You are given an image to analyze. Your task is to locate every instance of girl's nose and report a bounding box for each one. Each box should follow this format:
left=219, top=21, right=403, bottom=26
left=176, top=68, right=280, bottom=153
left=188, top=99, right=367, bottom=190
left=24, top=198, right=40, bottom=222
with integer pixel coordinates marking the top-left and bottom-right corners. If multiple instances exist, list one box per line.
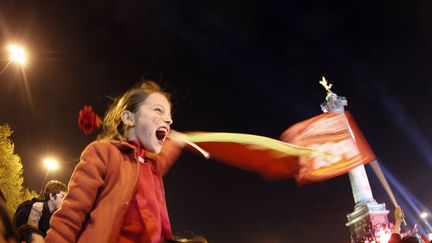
left=165, top=115, right=173, bottom=125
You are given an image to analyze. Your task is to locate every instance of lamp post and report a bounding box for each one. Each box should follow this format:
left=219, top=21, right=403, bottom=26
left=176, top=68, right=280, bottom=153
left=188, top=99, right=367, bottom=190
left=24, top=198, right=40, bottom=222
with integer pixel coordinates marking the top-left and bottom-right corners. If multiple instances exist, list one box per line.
left=40, top=157, right=59, bottom=196
left=1, top=44, right=26, bottom=76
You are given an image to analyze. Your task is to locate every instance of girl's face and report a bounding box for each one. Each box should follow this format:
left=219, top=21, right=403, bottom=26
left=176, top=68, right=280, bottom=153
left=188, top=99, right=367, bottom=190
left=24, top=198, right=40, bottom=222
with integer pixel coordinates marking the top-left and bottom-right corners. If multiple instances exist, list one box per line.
left=125, top=92, right=172, bottom=153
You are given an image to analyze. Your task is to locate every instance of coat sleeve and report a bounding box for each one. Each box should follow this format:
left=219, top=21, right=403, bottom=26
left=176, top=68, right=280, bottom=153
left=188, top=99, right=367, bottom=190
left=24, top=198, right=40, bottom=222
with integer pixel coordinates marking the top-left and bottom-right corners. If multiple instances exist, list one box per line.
left=157, top=138, right=183, bottom=176
left=45, top=142, right=108, bottom=243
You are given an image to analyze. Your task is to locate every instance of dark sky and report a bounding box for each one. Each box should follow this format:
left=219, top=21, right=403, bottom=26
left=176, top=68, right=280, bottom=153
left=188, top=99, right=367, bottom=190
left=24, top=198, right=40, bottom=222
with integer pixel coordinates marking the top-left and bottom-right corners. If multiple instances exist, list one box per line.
left=1, top=1, right=432, bottom=242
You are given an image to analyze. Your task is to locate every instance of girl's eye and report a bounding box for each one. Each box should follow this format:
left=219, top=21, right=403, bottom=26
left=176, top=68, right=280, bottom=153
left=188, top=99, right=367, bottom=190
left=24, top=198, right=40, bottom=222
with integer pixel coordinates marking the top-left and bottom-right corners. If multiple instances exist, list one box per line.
left=155, top=108, right=163, bottom=113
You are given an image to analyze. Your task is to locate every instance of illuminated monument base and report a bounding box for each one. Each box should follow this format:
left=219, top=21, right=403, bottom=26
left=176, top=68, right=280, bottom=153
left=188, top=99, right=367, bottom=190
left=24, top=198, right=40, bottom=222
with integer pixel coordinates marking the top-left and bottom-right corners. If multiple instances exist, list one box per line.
left=346, top=201, right=389, bottom=242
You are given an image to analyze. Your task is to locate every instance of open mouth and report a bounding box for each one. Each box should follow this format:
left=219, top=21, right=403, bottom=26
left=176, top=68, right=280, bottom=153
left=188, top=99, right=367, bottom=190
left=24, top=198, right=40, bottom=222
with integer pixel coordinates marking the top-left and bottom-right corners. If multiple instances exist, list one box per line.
left=155, top=127, right=168, bottom=143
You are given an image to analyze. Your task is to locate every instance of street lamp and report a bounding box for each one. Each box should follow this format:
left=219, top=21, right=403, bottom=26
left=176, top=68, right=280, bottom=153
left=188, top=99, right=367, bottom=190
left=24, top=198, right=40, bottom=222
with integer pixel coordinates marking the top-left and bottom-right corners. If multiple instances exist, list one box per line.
left=44, top=158, right=59, bottom=171
left=8, top=44, right=26, bottom=65
left=421, top=212, right=428, bottom=219
left=40, top=157, right=59, bottom=195
left=1, top=44, right=26, bottom=76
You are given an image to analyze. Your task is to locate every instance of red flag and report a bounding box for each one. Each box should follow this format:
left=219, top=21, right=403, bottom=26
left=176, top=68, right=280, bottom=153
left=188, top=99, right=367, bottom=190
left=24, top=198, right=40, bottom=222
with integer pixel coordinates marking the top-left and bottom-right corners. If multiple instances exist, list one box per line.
left=182, top=132, right=322, bottom=180
left=280, top=111, right=376, bottom=184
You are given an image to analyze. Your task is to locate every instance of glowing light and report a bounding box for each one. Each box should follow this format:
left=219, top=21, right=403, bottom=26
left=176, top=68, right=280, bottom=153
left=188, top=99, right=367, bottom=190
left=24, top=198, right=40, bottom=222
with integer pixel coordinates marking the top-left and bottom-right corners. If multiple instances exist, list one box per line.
left=43, top=158, right=59, bottom=170
left=7, top=44, right=26, bottom=65
left=421, top=212, right=428, bottom=219
left=39, top=157, right=59, bottom=196
left=360, top=223, right=394, bottom=243
left=428, top=233, right=432, bottom=240
left=376, top=229, right=392, bottom=243
left=374, top=224, right=392, bottom=243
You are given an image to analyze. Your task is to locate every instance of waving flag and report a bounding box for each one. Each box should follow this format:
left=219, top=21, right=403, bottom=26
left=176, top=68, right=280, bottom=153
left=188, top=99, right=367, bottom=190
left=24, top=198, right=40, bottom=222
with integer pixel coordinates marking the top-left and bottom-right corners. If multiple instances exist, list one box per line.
left=176, top=111, right=374, bottom=184
left=280, top=111, right=376, bottom=184
left=183, top=132, right=324, bottom=180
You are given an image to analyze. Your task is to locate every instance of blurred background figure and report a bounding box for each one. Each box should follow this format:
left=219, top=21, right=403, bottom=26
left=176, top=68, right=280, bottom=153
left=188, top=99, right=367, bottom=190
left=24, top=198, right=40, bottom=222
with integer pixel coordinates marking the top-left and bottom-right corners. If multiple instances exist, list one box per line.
left=388, top=205, right=429, bottom=243
left=389, top=205, right=405, bottom=243
left=0, top=190, right=18, bottom=243
left=13, top=180, right=66, bottom=236
left=17, top=225, right=44, bottom=243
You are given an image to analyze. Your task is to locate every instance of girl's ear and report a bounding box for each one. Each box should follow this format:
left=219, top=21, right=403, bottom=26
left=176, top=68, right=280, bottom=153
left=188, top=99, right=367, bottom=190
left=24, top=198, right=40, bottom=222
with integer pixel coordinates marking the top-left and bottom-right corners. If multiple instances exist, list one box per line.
left=121, top=110, right=135, bottom=127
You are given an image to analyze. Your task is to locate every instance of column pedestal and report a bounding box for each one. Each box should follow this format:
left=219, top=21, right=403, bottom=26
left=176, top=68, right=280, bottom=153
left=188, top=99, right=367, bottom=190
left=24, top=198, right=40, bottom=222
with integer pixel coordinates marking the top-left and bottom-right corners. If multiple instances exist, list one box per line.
left=346, top=201, right=389, bottom=242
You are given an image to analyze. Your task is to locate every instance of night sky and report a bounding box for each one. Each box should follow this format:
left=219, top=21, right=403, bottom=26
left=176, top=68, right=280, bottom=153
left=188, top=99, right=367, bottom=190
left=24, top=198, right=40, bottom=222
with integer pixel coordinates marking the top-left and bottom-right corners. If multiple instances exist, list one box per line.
left=1, top=1, right=432, bottom=242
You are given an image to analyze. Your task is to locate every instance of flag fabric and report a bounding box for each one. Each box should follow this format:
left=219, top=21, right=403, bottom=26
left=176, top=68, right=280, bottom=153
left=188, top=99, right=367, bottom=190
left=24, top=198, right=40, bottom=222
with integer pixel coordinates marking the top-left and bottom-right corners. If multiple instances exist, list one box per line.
left=280, top=111, right=376, bottom=184
left=180, top=111, right=375, bottom=184
left=184, top=132, right=322, bottom=180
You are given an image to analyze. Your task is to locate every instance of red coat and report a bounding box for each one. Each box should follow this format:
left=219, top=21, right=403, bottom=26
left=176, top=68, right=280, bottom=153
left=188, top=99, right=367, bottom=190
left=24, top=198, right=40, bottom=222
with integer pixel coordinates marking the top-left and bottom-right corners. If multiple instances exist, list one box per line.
left=45, top=139, right=181, bottom=243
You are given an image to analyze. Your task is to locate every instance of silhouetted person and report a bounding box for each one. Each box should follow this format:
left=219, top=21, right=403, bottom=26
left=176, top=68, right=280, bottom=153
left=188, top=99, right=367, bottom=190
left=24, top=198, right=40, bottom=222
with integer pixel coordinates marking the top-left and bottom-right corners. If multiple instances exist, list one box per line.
left=0, top=196, right=18, bottom=243
left=17, top=224, right=44, bottom=243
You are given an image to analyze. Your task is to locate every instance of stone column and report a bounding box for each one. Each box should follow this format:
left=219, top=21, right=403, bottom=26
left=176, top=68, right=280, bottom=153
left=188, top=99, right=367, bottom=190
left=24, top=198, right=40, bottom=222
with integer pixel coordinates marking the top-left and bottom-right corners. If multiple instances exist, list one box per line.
left=319, top=80, right=389, bottom=242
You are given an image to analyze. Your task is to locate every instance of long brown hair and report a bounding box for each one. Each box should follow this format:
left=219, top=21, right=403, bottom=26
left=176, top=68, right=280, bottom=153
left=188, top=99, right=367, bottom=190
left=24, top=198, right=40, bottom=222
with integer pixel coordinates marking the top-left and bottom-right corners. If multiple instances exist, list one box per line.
left=98, top=81, right=171, bottom=141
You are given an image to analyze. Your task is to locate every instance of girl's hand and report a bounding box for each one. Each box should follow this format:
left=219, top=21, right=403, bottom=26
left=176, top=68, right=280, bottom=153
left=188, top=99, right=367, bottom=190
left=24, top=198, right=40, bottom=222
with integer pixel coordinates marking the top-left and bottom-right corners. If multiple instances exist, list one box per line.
left=168, top=130, right=210, bottom=159
left=167, top=130, right=188, bottom=148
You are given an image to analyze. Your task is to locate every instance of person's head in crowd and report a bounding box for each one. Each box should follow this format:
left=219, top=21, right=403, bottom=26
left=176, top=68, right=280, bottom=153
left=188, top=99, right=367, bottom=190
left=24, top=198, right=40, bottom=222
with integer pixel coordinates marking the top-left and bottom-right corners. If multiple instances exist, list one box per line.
left=42, top=180, right=67, bottom=213
left=399, top=235, right=421, bottom=243
left=17, top=225, right=44, bottom=243
left=0, top=200, right=18, bottom=243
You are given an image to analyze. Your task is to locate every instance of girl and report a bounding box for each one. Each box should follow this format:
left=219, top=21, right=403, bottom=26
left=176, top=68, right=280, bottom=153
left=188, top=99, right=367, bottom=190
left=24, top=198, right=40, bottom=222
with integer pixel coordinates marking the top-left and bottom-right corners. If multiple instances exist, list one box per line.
left=45, top=81, right=183, bottom=243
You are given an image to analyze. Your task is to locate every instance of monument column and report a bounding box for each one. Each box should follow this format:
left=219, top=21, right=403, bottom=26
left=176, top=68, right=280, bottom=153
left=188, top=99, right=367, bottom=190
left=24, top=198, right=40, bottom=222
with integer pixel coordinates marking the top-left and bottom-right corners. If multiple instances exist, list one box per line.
left=319, top=77, right=389, bottom=242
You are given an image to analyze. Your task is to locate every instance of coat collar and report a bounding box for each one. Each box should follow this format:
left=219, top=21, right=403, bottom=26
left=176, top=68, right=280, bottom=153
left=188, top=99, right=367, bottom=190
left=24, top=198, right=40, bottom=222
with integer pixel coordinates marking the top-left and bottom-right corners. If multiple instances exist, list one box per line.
left=109, top=139, right=158, bottom=161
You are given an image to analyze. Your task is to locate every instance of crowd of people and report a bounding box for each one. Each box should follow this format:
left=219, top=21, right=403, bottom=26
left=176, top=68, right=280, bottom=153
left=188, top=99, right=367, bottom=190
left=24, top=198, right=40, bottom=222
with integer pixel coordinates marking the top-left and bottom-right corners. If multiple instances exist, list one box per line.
left=0, top=80, right=430, bottom=243
left=387, top=206, right=431, bottom=243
